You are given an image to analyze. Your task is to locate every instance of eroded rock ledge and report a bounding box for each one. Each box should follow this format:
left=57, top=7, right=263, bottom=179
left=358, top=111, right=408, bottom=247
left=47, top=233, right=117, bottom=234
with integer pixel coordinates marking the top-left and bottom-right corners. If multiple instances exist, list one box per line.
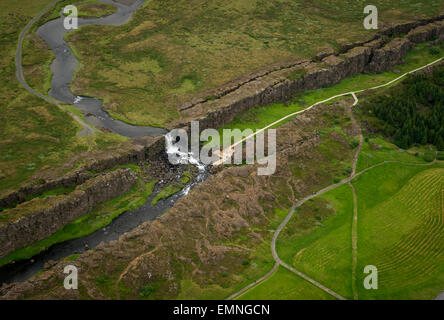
left=0, top=168, right=138, bottom=259
left=172, top=16, right=444, bottom=132
left=0, top=136, right=165, bottom=210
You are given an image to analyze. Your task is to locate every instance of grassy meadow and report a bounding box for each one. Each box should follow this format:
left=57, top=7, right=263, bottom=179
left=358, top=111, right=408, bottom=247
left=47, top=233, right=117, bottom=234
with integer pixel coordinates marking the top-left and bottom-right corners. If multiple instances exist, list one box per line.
left=22, top=0, right=443, bottom=127
left=0, top=0, right=134, bottom=196
left=237, top=266, right=335, bottom=300
left=356, top=135, right=430, bottom=171
left=354, top=164, right=444, bottom=299
left=276, top=183, right=355, bottom=299
left=273, top=159, right=443, bottom=300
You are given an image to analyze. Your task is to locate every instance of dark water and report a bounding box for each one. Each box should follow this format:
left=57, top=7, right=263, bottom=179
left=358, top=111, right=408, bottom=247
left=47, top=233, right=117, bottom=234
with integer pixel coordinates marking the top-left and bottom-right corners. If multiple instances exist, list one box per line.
left=37, top=0, right=167, bottom=137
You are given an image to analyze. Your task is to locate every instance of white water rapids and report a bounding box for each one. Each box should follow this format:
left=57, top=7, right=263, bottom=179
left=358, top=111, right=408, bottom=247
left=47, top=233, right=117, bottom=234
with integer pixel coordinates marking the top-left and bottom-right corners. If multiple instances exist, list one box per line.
left=165, top=133, right=206, bottom=172
left=164, top=133, right=208, bottom=196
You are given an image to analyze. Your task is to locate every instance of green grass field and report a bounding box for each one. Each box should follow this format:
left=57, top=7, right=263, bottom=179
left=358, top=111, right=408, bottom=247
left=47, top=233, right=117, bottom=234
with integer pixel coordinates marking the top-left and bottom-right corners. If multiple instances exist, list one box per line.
left=353, top=164, right=444, bottom=299
left=236, top=266, right=335, bottom=300
left=356, top=136, right=430, bottom=171
left=272, top=160, right=443, bottom=300
left=277, top=183, right=354, bottom=299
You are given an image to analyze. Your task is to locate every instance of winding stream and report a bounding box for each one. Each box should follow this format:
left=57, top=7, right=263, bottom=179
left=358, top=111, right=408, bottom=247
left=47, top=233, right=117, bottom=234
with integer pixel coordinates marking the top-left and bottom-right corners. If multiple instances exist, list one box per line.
left=38, top=0, right=166, bottom=137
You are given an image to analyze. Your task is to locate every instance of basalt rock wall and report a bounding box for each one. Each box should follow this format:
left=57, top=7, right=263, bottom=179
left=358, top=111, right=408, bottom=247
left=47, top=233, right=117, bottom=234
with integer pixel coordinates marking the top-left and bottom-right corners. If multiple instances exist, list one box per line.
left=0, top=136, right=165, bottom=210
left=0, top=168, right=138, bottom=259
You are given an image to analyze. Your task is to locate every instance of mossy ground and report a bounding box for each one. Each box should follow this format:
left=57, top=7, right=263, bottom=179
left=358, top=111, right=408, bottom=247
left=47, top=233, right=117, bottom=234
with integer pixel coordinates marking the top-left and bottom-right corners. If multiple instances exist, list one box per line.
left=0, top=0, right=132, bottom=195
left=23, top=0, right=444, bottom=127
left=151, top=170, right=192, bottom=205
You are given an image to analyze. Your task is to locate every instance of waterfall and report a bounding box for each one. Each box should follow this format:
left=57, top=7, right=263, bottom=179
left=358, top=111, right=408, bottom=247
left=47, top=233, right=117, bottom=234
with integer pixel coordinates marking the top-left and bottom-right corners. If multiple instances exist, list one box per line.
left=165, top=132, right=206, bottom=172
left=73, top=96, right=83, bottom=104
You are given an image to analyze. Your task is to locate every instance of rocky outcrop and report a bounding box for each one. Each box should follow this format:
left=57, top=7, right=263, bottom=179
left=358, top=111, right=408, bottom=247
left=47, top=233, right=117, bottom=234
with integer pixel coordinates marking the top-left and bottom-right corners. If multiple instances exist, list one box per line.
left=174, top=18, right=444, bottom=133
left=365, top=37, right=412, bottom=73
left=0, top=168, right=138, bottom=259
left=0, top=135, right=164, bottom=210
left=0, top=171, right=93, bottom=211
left=406, top=21, right=444, bottom=44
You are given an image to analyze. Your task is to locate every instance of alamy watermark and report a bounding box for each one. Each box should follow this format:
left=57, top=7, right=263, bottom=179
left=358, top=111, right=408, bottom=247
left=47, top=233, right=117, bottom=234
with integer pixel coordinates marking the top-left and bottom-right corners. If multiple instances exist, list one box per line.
left=363, top=265, right=378, bottom=290
left=166, top=121, right=276, bottom=176
left=63, top=5, right=78, bottom=30
left=364, top=5, right=378, bottom=30
left=64, top=265, right=78, bottom=290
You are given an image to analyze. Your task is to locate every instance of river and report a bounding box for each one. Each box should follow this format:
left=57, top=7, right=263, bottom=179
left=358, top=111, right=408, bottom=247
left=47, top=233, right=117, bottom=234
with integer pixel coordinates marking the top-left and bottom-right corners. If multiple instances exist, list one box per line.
left=37, top=0, right=167, bottom=137
left=0, top=0, right=208, bottom=285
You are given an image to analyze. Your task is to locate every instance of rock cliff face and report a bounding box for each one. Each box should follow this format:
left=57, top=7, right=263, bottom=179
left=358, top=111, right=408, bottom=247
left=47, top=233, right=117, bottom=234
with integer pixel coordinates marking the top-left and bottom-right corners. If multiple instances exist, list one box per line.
left=173, top=17, right=444, bottom=133
left=0, top=168, right=138, bottom=259
left=0, top=136, right=165, bottom=210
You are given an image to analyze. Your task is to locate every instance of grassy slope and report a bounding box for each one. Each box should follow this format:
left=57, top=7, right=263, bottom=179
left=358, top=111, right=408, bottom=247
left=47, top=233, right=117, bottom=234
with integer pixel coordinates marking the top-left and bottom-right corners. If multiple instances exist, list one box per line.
left=288, top=121, right=356, bottom=194
left=356, top=136, right=429, bottom=171
left=44, top=0, right=444, bottom=127
left=22, top=0, right=117, bottom=94
left=0, top=0, right=74, bottom=191
left=273, top=160, right=443, bottom=300
left=237, top=266, right=335, bottom=300
left=277, top=183, right=354, bottom=299
left=353, top=164, right=444, bottom=299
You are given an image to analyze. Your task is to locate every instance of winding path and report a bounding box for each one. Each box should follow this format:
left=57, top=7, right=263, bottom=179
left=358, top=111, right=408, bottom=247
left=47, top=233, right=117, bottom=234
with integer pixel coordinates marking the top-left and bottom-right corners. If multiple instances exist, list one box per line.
left=227, top=57, right=443, bottom=300
left=214, top=57, right=443, bottom=166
